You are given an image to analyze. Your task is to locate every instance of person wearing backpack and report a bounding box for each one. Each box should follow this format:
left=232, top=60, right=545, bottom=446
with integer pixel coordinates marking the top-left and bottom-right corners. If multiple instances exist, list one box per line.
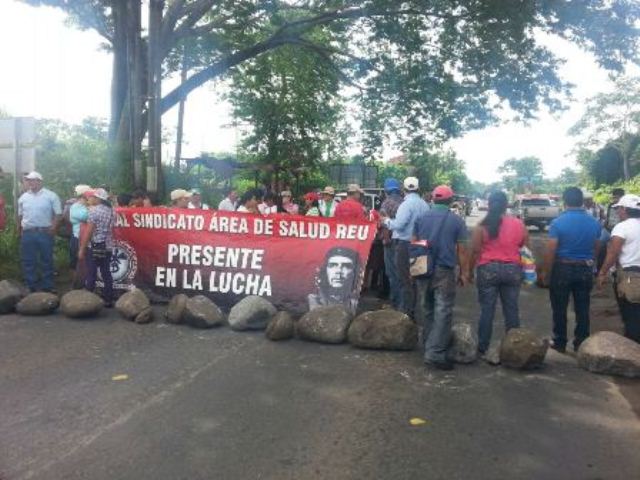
left=468, top=191, right=528, bottom=357
left=413, top=185, right=469, bottom=370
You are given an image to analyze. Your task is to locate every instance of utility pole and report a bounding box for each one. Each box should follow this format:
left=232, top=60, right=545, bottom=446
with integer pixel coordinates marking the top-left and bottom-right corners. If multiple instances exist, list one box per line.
left=174, top=49, right=188, bottom=171
left=147, top=0, right=164, bottom=194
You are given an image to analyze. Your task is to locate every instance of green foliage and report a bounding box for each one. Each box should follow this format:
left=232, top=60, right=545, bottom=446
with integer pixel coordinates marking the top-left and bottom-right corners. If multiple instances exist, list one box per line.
left=498, top=157, right=544, bottom=193
left=570, top=76, right=640, bottom=180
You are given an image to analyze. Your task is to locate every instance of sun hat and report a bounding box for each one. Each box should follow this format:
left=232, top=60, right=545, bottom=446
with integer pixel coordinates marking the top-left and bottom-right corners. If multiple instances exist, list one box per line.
left=170, top=189, right=191, bottom=201
left=403, top=177, right=419, bottom=191
left=347, top=184, right=364, bottom=193
left=87, top=188, right=109, bottom=201
left=304, top=192, right=319, bottom=202
left=74, top=184, right=92, bottom=196
left=322, top=186, right=336, bottom=195
left=432, top=185, right=454, bottom=200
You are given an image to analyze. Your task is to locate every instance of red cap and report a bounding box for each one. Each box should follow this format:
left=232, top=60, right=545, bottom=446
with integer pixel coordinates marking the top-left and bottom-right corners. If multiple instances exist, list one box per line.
left=304, top=192, right=319, bottom=202
left=432, top=185, right=454, bottom=200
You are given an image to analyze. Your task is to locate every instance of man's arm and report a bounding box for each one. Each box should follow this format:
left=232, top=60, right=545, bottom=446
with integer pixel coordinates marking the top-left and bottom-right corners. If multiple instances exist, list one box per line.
left=78, top=223, right=95, bottom=261
left=50, top=193, right=63, bottom=235
left=542, top=238, right=558, bottom=286
left=384, top=203, right=411, bottom=232
left=597, top=236, right=624, bottom=288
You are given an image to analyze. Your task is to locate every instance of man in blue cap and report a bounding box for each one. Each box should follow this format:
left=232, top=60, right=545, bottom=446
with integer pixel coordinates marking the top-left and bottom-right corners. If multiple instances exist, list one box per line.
left=380, top=178, right=404, bottom=309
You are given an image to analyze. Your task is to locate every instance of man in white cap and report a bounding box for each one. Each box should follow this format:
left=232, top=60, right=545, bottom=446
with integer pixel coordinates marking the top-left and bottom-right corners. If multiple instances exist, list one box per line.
left=188, top=188, right=209, bottom=210
left=170, top=189, right=191, bottom=208
left=598, top=194, right=640, bottom=343
left=17, top=171, right=62, bottom=292
left=334, top=184, right=366, bottom=220
left=319, top=186, right=338, bottom=218
left=380, top=176, right=429, bottom=317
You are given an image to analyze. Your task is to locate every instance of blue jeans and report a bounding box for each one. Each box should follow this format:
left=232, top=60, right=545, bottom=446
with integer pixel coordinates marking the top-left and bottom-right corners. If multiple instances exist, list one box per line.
left=476, top=262, right=522, bottom=353
left=549, top=262, right=593, bottom=349
left=416, top=267, right=456, bottom=363
left=394, top=240, right=415, bottom=316
left=20, top=230, right=54, bottom=292
left=384, top=243, right=401, bottom=309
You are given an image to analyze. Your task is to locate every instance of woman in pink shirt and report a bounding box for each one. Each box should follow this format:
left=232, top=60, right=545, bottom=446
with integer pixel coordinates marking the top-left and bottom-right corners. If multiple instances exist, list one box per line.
left=468, top=191, right=529, bottom=354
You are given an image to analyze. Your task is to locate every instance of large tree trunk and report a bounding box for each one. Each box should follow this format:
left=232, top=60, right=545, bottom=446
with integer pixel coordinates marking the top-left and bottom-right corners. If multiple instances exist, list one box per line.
left=174, top=50, right=188, bottom=170
left=146, top=0, right=164, bottom=195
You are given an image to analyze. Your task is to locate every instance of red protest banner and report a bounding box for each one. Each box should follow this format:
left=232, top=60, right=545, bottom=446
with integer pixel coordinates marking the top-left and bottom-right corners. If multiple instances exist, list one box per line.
left=110, top=208, right=377, bottom=314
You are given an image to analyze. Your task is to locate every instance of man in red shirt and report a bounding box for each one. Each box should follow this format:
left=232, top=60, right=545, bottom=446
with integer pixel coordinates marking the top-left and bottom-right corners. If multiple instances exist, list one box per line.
left=335, top=184, right=367, bottom=221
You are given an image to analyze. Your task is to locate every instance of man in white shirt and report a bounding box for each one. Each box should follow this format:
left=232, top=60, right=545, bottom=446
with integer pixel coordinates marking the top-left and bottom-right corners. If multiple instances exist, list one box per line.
left=598, top=194, right=640, bottom=343
left=318, top=186, right=338, bottom=217
left=18, top=171, right=62, bottom=292
left=258, top=192, right=278, bottom=215
left=218, top=189, right=238, bottom=211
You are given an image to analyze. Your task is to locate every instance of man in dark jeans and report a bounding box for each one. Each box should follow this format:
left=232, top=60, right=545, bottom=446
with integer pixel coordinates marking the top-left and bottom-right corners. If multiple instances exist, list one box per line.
left=414, top=185, right=469, bottom=370
left=543, top=187, right=601, bottom=353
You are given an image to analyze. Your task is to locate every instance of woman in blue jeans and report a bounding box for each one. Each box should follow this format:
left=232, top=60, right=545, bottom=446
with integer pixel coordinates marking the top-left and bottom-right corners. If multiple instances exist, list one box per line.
left=468, top=191, right=529, bottom=354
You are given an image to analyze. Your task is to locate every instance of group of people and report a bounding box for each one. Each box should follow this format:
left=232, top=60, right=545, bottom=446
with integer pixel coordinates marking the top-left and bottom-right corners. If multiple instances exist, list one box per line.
left=13, top=170, right=640, bottom=372
left=17, top=172, right=117, bottom=306
left=379, top=177, right=640, bottom=370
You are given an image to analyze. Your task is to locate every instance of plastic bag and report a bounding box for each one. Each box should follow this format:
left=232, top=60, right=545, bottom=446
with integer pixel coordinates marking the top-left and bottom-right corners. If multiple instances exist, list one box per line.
left=520, top=247, right=537, bottom=286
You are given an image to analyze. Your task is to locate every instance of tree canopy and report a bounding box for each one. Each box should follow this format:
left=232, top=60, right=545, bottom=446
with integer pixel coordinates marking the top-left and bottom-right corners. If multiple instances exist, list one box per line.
left=21, top=1, right=640, bottom=187
left=498, top=156, right=544, bottom=193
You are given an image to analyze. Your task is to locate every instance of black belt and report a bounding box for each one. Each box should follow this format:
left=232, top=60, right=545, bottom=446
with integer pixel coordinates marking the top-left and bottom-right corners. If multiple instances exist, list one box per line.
left=556, top=258, right=593, bottom=266
left=23, top=227, right=50, bottom=232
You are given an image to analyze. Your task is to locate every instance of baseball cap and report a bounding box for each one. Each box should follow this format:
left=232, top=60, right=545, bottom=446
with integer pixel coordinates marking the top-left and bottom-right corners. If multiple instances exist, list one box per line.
left=170, top=189, right=191, bottom=201
left=403, top=177, right=419, bottom=191
left=304, top=192, right=319, bottom=202
left=87, top=188, right=109, bottom=201
left=25, top=171, right=43, bottom=181
left=74, top=184, right=92, bottom=196
left=433, top=185, right=454, bottom=200
left=347, top=184, right=364, bottom=193
left=384, top=178, right=401, bottom=193
left=613, top=194, right=640, bottom=210
left=322, top=186, right=335, bottom=195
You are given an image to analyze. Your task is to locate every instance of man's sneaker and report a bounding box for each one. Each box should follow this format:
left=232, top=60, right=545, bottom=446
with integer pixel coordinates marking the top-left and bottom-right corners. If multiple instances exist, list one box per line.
left=550, top=342, right=566, bottom=354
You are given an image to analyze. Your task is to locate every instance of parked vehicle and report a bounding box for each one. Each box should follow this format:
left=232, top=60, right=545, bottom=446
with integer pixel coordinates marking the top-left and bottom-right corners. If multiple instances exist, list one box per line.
left=512, top=195, right=561, bottom=231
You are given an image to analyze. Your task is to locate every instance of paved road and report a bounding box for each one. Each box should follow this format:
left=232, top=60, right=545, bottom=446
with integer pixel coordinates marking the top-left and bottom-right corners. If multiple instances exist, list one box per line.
left=1, top=214, right=639, bottom=480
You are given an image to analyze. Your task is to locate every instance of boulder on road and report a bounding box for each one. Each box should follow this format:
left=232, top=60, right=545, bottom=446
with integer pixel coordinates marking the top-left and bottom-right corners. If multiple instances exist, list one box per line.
left=134, top=306, right=154, bottom=324
left=60, top=290, right=104, bottom=318
left=347, top=310, right=417, bottom=350
left=297, top=305, right=352, bottom=344
left=16, top=292, right=59, bottom=316
left=500, top=328, right=548, bottom=370
left=0, top=280, right=28, bottom=314
left=266, top=311, right=295, bottom=341
left=165, top=294, right=188, bottom=324
left=228, top=296, right=277, bottom=331
left=577, top=331, right=640, bottom=378
left=115, top=289, right=150, bottom=321
left=184, top=295, right=224, bottom=328
left=447, top=323, right=478, bottom=364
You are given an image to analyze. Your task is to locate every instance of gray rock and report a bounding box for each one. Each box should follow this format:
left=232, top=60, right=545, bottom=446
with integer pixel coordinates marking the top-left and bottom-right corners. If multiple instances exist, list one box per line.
left=577, top=331, right=640, bottom=378
left=447, top=323, right=478, bottom=364
left=115, top=289, right=150, bottom=320
left=500, top=328, right=549, bottom=370
left=15, top=292, right=59, bottom=316
left=134, top=306, right=154, bottom=324
left=228, top=295, right=277, bottom=331
left=60, top=290, right=104, bottom=318
left=297, top=305, right=352, bottom=344
left=347, top=310, right=417, bottom=350
left=0, top=280, right=27, bottom=314
left=165, top=294, right=188, bottom=324
left=266, top=311, right=295, bottom=341
left=184, top=295, right=224, bottom=329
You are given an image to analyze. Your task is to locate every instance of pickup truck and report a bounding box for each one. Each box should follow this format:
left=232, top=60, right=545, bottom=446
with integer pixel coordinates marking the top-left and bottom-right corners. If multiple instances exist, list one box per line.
left=513, top=197, right=561, bottom=231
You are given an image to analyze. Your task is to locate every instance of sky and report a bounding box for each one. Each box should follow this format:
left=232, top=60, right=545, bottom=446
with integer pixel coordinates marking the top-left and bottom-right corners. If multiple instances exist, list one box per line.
left=0, top=1, right=629, bottom=184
